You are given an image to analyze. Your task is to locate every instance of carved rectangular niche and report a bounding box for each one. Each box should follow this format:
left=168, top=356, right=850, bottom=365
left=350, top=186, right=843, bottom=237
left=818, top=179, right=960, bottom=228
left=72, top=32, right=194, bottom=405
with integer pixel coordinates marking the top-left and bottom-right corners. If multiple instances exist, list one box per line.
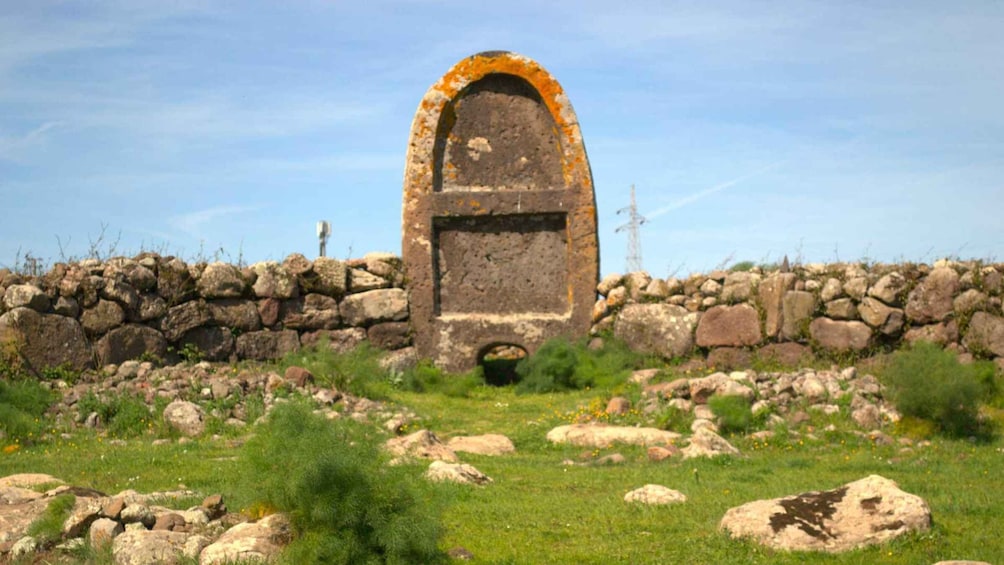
left=432, top=213, right=569, bottom=316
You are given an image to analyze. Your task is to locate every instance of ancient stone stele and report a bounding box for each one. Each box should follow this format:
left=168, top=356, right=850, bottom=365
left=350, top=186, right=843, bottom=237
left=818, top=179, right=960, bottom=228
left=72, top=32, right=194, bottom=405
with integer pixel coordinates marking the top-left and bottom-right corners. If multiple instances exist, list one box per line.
left=402, top=51, right=599, bottom=372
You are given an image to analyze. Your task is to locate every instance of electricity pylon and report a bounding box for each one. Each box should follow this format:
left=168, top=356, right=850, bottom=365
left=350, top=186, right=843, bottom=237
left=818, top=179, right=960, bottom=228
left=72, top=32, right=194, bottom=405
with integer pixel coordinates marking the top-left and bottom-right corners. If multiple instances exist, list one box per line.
left=615, top=185, right=646, bottom=273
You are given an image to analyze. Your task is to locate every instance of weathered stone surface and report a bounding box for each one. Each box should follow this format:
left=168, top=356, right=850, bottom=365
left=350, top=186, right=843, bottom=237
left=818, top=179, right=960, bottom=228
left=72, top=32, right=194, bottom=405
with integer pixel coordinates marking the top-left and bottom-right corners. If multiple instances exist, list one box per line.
left=250, top=262, right=298, bottom=299
left=3, top=284, right=50, bottom=312
left=857, top=298, right=904, bottom=336
left=234, top=330, right=300, bottom=361
left=868, top=272, right=907, bottom=305
left=156, top=258, right=196, bottom=305
left=95, top=324, right=168, bottom=366
left=820, top=278, right=843, bottom=302
left=905, top=266, right=959, bottom=324
left=758, top=273, right=796, bottom=338
left=809, top=318, right=872, bottom=352
left=300, top=328, right=367, bottom=353
left=136, top=295, right=167, bottom=322
left=546, top=423, right=680, bottom=448
left=302, top=257, right=347, bottom=297
left=280, top=295, right=340, bottom=331
left=825, top=298, right=857, bottom=320
left=613, top=304, right=699, bottom=359
left=340, top=289, right=408, bottom=326
left=446, top=434, right=516, bottom=456
left=707, top=347, right=753, bottom=370
left=100, top=280, right=141, bottom=313
left=207, top=299, right=261, bottom=332
left=349, top=268, right=389, bottom=292
left=624, top=485, right=687, bottom=505
left=721, top=272, right=760, bottom=303
left=281, top=253, right=313, bottom=277
left=197, top=262, right=246, bottom=299
left=200, top=513, right=291, bottom=565
left=161, top=300, right=211, bottom=342
left=597, top=274, right=623, bottom=296
left=781, top=291, right=817, bottom=340
left=696, top=304, right=762, bottom=347
left=82, top=299, right=125, bottom=337
left=112, top=529, right=190, bottom=565
left=720, top=475, right=930, bottom=552
left=425, top=461, right=493, bottom=485
left=757, top=342, right=812, bottom=367
left=89, top=517, right=123, bottom=549
left=53, top=296, right=80, bottom=318
left=402, top=52, right=599, bottom=373
left=385, top=429, right=458, bottom=463
left=903, top=321, right=959, bottom=346
left=682, top=427, right=740, bottom=459
left=179, top=327, right=234, bottom=362
left=163, top=400, right=205, bottom=437
left=0, top=308, right=93, bottom=372
left=954, top=289, right=988, bottom=314
left=963, top=312, right=1004, bottom=357
left=367, top=321, right=412, bottom=350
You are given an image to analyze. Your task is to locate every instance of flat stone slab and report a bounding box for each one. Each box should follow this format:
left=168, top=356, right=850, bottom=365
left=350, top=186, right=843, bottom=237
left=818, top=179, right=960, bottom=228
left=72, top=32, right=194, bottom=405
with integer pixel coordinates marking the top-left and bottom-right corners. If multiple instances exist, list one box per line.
left=546, top=424, right=680, bottom=448
left=720, top=475, right=931, bottom=552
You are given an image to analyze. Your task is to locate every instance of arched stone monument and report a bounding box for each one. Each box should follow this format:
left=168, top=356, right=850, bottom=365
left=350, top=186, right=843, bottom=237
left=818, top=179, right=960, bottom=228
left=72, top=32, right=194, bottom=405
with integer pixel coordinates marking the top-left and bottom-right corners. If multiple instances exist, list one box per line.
left=402, top=51, right=599, bottom=372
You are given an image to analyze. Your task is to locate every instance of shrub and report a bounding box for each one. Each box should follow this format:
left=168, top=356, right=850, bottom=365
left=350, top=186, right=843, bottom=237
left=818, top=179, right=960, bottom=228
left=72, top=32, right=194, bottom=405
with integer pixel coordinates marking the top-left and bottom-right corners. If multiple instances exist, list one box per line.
left=279, top=342, right=390, bottom=400
left=0, top=379, right=56, bottom=443
left=27, top=493, right=75, bottom=547
left=395, top=360, right=484, bottom=398
left=241, top=402, right=446, bottom=564
left=709, top=395, right=755, bottom=435
left=76, top=392, right=158, bottom=437
left=515, top=337, right=643, bottom=394
left=654, top=406, right=693, bottom=434
left=881, top=341, right=986, bottom=437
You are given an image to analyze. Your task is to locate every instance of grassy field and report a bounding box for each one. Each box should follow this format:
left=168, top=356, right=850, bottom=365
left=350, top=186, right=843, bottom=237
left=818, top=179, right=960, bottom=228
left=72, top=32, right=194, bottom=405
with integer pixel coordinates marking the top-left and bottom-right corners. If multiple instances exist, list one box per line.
left=1, top=347, right=1002, bottom=564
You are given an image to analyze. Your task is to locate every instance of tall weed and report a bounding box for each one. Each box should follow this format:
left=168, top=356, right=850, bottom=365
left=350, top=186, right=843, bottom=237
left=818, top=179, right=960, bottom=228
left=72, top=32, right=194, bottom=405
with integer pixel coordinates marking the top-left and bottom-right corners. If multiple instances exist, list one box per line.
left=241, top=402, right=446, bottom=564
left=881, top=341, right=988, bottom=437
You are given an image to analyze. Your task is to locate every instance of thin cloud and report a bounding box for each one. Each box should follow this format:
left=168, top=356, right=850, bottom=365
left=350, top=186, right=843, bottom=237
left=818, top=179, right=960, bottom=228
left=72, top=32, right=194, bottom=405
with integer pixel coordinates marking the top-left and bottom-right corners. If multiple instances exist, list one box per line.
left=168, top=205, right=261, bottom=237
left=0, top=121, right=65, bottom=161
left=646, top=160, right=784, bottom=220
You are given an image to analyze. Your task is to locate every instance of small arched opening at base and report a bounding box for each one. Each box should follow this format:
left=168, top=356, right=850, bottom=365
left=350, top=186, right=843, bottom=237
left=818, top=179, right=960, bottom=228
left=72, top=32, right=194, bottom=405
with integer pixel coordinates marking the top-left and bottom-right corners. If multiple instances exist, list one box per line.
left=477, top=343, right=528, bottom=386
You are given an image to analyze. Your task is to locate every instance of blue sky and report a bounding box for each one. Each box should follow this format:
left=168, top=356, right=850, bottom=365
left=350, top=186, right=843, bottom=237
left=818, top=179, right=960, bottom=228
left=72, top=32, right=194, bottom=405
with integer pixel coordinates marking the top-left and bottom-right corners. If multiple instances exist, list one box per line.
left=2, top=1, right=1001, bottom=277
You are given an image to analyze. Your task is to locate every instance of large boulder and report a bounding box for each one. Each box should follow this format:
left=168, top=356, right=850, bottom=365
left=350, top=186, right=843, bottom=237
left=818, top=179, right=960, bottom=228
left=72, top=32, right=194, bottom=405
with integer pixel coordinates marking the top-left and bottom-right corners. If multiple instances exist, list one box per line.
left=0, top=307, right=93, bottom=372
left=234, top=330, right=300, bottom=361
left=163, top=400, right=205, bottom=437
left=200, top=513, right=291, bottom=565
left=340, top=289, right=408, bottom=326
left=857, top=298, right=904, bottom=336
left=384, top=429, right=458, bottom=463
left=781, top=291, right=817, bottom=340
left=809, top=318, right=872, bottom=353
left=721, top=272, right=760, bottom=303
left=178, top=327, right=234, bottom=362
left=963, top=312, right=1004, bottom=357
left=156, top=258, right=196, bottom=305
left=301, top=257, right=347, bottom=297
left=207, top=299, right=261, bottom=332
left=868, top=272, right=908, bottom=306
left=2, top=284, right=50, bottom=312
left=250, top=262, right=299, bottom=299
left=425, top=461, right=492, bottom=485
left=112, top=529, right=191, bottom=565
left=81, top=299, right=125, bottom=337
left=720, top=475, right=931, bottom=552
left=546, top=423, right=680, bottom=448
left=757, top=273, right=796, bottom=338
left=196, top=262, right=246, bottom=299
left=95, top=324, right=169, bottom=366
left=161, top=301, right=212, bottom=342
left=280, top=294, right=340, bottom=331
left=696, top=304, right=762, bottom=347
left=905, top=266, right=959, bottom=324
left=613, top=304, right=699, bottom=359
left=446, top=434, right=516, bottom=456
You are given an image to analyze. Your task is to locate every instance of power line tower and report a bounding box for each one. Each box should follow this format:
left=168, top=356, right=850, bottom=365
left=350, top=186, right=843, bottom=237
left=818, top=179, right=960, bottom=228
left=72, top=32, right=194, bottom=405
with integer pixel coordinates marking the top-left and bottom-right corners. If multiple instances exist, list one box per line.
left=615, top=184, right=646, bottom=273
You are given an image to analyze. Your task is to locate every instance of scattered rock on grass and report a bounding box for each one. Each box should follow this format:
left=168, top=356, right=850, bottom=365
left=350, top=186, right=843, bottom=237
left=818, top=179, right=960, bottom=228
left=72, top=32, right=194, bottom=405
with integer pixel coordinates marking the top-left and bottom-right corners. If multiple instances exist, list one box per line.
left=424, top=461, right=493, bottom=486
left=546, top=424, right=681, bottom=448
left=446, top=434, right=515, bottom=456
left=624, top=485, right=687, bottom=505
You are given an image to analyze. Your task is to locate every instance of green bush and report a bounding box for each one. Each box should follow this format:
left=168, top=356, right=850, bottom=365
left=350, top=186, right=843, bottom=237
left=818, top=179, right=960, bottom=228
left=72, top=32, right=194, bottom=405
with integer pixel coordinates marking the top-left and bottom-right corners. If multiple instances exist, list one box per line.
left=881, top=341, right=987, bottom=437
left=76, top=392, right=158, bottom=437
left=241, top=402, right=446, bottom=564
left=0, top=379, right=56, bottom=443
left=279, top=342, right=390, bottom=400
left=395, top=360, right=483, bottom=398
left=27, top=493, right=75, bottom=546
left=654, top=406, right=694, bottom=434
left=709, top=395, right=755, bottom=434
left=515, top=337, right=642, bottom=394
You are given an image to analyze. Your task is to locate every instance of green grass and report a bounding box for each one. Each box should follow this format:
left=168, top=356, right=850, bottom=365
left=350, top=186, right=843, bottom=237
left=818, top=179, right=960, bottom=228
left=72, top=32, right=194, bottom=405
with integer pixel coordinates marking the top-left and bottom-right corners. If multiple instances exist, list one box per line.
left=27, top=493, right=75, bottom=547
left=0, top=344, right=1002, bottom=564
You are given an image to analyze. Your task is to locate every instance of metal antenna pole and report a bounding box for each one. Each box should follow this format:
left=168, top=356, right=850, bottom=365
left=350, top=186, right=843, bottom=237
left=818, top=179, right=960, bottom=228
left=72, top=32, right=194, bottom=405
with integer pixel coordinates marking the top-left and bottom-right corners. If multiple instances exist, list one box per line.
left=615, top=185, right=646, bottom=273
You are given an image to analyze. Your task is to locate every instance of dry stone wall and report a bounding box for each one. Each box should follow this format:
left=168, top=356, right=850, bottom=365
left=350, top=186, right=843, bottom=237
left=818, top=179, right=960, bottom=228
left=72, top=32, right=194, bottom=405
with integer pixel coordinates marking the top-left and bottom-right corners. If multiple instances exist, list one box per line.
left=595, top=260, right=1004, bottom=369
left=3, top=254, right=1004, bottom=372
left=0, top=252, right=410, bottom=373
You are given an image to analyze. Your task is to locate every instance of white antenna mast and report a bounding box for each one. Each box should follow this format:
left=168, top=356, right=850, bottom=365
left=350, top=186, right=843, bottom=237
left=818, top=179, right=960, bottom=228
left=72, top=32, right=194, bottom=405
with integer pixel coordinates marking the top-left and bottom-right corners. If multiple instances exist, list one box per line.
left=316, top=220, right=331, bottom=257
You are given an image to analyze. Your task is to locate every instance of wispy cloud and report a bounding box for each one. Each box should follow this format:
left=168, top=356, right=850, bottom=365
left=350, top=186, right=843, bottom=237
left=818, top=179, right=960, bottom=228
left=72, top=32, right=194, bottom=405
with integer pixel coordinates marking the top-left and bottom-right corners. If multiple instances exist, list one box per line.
left=168, top=205, right=261, bottom=237
left=0, top=121, right=66, bottom=161
left=646, top=160, right=784, bottom=220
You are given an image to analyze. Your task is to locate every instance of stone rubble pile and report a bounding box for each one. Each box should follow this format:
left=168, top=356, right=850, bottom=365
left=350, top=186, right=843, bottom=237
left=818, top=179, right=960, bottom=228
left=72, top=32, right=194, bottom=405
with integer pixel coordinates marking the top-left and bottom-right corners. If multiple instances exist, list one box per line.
left=0, top=473, right=289, bottom=564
